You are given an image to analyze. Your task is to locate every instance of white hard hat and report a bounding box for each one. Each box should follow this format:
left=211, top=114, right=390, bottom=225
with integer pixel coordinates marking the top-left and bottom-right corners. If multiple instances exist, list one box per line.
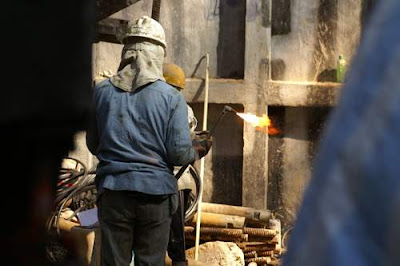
left=123, top=15, right=167, bottom=50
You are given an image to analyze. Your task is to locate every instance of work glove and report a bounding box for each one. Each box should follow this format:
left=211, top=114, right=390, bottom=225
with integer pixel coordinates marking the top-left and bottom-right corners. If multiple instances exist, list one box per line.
left=192, top=132, right=213, bottom=159
left=193, top=130, right=210, bottom=141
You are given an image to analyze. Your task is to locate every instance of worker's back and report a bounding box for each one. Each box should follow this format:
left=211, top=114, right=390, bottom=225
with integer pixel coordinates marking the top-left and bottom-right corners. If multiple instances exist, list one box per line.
left=88, top=79, right=196, bottom=195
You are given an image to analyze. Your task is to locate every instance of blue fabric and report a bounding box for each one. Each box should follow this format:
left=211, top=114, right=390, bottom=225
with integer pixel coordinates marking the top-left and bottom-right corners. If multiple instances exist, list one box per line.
left=282, top=1, right=400, bottom=266
left=87, top=79, right=197, bottom=195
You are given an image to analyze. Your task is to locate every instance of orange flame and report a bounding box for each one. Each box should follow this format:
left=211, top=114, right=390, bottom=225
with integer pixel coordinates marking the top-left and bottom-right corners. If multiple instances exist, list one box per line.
left=236, top=113, right=281, bottom=135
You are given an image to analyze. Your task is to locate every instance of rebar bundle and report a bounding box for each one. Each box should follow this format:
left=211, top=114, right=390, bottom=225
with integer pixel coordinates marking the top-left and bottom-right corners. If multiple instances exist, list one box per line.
left=185, top=205, right=283, bottom=265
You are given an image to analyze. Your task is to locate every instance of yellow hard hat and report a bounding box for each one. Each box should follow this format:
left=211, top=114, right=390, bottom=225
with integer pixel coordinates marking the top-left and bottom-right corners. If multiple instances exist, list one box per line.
left=163, top=63, right=186, bottom=90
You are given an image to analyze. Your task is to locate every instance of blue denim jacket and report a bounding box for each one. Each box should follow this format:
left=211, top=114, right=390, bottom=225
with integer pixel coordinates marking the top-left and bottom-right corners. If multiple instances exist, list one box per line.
left=86, top=79, right=198, bottom=195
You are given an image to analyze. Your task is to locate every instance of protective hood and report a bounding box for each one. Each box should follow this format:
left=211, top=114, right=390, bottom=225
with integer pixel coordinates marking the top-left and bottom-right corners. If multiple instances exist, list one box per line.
left=110, top=41, right=165, bottom=92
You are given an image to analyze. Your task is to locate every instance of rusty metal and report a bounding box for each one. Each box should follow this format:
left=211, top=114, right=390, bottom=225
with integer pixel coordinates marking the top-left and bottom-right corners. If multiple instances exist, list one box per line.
left=185, top=227, right=249, bottom=243
left=258, top=250, right=275, bottom=257
left=236, top=242, right=246, bottom=249
left=248, top=236, right=279, bottom=244
left=244, top=251, right=257, bottom=259
left=184, top=217, right=282, bottom=262
left=185, top=234, right=245, bottom=243
left=269, top=218, right=282, bottom=254
left=236, top=241, right=266, bottom=250
left=245, top=256, right=272, bottom=264
left=268, top=258, right=282, bottom=265
left=201, top=202, right=271, bottom=223
left=270, top=234, right=280, bottom=244
left=184, top=226, right=194, bottom=234
left=242, top=243, right=277, bottom=253
left=198, top=227, right=243, bottom=238
left=241, top=234, right=249, bottom=242
left=242, top=241, right=267, bottom=246
left=191, top=212, right=245, bottom=228
left=243, top=227, right=277, bottom=238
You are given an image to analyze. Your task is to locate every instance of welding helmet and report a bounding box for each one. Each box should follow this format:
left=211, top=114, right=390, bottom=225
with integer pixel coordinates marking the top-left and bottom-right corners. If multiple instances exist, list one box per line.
left=123, top=15, right=167, bottom=50
left=163, top=63, right=186, bottom=90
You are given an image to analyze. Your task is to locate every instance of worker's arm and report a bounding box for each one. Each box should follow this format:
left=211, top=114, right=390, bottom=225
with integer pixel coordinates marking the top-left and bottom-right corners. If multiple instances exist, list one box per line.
left=192, top=132, right=212, bottom=158
left=165, top=94, right=200, bottom=166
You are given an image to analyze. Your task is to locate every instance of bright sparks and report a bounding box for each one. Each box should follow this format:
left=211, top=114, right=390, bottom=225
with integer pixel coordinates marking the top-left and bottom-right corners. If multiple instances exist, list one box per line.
left=236, top=112, right=281, bottom=135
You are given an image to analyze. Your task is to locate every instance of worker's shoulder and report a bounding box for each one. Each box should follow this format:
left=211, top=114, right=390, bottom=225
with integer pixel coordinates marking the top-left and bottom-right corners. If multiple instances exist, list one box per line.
left=148, top=80, right=181, bottom=97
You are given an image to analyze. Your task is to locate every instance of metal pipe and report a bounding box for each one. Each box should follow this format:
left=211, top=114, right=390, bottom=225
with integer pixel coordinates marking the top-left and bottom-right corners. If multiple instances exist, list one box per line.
left=223, top=105, right=237, bottom=114
left=242, top=243, right=277, bottom=253
left=205, top=105, right=236, bottom=139
left=237, top=241, right=266, bottom=248
left=205, top=110, right=227, bottom=139
left=245, top=256, right=272, bottom=265
left=258, top=250, right=275, bottom=257
left=201, top=202, right=271, bottom=223
left=191, top=212, right=246, bottom=229
left=184, top=226, right=195, bottom=234
left=243, top=227, right=277, bottom=238
left=269, top=218, right=282, bottom=254
left=197, top=227, right=243, bottom=238
left=185, top=234, right=246, bottom=243
left=194, top=52, right=210, bottom=260
left=244, top=251, right=257, bottom=259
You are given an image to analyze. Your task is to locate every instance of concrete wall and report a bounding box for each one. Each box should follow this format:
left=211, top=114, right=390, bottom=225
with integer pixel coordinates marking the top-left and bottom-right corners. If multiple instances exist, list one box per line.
left=110, top=0, right=245, bottom=79
left=271, top=0, right=362, bottom=81
left=71, top=0, right=366, bottom=229
left=190, top=103, right=245, bottom=206
left=268, top=0, right=362, bottom=227
left=267, top=106, right=332, bottom=226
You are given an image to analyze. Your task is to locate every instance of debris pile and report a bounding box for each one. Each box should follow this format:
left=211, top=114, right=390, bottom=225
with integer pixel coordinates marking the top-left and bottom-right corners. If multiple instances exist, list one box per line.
left=184, top=202, right=284, bottom=265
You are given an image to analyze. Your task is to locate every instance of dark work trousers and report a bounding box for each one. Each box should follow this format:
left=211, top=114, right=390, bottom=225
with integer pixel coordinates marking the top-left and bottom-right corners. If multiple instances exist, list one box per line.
left=167, top=189, right=191, bottom=266
left=98, top=189, right=178, bottom=266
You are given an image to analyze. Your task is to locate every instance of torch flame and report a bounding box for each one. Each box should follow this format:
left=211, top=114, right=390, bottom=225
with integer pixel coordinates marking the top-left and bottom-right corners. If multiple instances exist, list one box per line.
left=237, top=112, right=281, bottom=135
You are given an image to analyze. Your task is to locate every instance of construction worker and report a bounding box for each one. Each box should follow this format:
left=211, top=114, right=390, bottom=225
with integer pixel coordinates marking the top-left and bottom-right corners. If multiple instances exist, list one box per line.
left=86, top=16, right=212, bottom=266
left=163, top=63, right=198, bottom=134
left=163, top=62, right=200, bottom=266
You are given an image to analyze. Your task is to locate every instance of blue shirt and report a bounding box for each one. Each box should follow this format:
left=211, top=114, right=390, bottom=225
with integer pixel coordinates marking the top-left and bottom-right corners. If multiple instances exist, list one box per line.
left=86, top=79, right=198, bottom=195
